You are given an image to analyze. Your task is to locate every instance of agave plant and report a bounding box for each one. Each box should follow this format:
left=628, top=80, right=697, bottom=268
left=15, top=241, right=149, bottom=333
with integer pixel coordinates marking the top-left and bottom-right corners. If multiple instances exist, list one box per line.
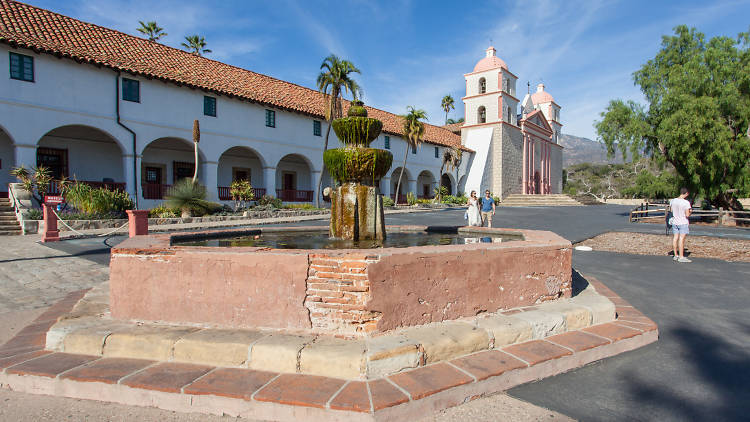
left=165, top=179, right=213, bottom=217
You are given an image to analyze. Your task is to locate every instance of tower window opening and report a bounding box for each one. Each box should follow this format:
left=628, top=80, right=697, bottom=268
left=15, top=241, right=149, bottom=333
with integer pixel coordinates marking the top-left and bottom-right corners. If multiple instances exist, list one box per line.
left=478, top=106, right=486, bottom=123
left=479, top=78, right=486, bottom=94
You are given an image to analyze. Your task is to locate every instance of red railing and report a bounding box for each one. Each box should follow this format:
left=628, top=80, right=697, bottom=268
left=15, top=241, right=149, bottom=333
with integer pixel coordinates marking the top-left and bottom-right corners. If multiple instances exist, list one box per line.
left=276, top=189, right=313, bottom=202
left=142, top=183, right=171, bottom=200
left=47, top=180, right=127, bottom=195
left=390, top=194, right=408, bottom=204
left=218, top=187, right=267, bottom=201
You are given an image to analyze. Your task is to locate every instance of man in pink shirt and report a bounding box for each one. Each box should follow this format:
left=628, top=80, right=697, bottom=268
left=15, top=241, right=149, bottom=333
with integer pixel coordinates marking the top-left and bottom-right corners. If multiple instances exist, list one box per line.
left=670, top=187, right=693, bottom=263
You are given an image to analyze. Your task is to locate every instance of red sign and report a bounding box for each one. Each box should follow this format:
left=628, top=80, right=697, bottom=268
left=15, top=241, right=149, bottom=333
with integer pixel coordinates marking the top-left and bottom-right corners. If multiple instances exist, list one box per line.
left=44, top=195, right=64, bottom=204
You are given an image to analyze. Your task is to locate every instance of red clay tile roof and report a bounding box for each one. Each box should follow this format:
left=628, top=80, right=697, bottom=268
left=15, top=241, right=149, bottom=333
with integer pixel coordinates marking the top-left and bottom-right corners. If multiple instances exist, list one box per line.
left=441, top=122, right=463, bottom=134
left=0, top=0, right=466, bottom=150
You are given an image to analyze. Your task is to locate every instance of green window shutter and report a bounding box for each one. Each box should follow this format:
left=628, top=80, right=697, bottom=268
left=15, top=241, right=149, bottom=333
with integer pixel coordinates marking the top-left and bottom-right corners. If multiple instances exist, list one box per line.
left=411, top=144, right=417, bottom=154
left=122, top=78, right=140, bottom=102
left=265, top=110, right=275, bottom=127
left=435, top=147, right=439, bottom=158
left=9, top=52, right=34, bottom=82
left=313, top=120, right=321, bottom=136
left=384, top=136, right=390, bottom=149
left=204, top=96, right=216, bottom=116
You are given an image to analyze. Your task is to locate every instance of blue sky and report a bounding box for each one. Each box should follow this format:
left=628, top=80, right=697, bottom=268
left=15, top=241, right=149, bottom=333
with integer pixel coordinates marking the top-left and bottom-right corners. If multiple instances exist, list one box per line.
left=25, top=0, right=750, bottom=140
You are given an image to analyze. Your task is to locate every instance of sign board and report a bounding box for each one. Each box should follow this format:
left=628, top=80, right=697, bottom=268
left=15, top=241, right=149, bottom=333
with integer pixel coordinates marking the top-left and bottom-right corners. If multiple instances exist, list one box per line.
left=44, top=195, right=64, bottom=204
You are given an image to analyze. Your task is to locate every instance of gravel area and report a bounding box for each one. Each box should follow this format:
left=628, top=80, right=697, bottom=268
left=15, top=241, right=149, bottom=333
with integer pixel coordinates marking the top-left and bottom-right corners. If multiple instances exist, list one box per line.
left=577, top=232, right=750, bottom=262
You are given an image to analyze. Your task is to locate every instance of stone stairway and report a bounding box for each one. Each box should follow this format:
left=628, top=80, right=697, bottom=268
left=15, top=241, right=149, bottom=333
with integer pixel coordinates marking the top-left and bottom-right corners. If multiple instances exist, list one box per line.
left=499, top=193, right=584, bottom=207
left=0, top=198, right=22, bottom=235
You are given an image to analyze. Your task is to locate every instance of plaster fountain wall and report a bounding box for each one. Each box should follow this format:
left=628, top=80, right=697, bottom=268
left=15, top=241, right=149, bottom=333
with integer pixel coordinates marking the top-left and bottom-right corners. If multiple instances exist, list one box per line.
left=108, top=102, right=572, bottom=337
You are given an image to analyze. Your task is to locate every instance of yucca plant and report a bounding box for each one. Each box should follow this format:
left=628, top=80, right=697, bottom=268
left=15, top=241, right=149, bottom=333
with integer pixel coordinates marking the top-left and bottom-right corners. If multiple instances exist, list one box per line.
left=10, top=165, right=53, bottom=205
left=165, top=179, right=212, bottom=217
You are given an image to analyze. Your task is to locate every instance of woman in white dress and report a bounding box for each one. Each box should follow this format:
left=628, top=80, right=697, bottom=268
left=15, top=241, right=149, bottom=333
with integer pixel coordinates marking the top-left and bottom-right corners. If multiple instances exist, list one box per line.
left=466, top=190, right=482, bottom=226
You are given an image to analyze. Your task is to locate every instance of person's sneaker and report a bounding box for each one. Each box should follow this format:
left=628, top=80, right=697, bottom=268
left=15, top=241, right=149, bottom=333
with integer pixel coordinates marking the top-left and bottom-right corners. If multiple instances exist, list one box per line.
left=678, top=257, right=692, bottom=263
left=673, top=255, right=679, bottom=261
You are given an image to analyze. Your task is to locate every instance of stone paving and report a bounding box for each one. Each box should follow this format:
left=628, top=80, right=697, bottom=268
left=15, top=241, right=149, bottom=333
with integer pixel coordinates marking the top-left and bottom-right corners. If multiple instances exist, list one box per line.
left=0, top=276, right=657, bottom=421
left=0, top=235, right=108, bottom=313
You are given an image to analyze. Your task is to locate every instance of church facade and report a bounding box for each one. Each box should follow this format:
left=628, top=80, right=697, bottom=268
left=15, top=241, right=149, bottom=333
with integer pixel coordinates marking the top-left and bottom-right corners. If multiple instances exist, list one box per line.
left=458, top=47, right=563, bottom=198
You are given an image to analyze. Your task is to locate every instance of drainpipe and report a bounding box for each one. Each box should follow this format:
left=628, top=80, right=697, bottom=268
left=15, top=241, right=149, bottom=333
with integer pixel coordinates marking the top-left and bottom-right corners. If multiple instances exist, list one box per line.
left=115, top=71, right=139, bottom=209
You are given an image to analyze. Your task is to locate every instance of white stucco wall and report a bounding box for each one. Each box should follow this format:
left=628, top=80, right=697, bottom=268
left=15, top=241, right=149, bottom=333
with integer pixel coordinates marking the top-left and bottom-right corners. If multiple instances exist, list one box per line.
left=0, top=128, right=15, bottom=192
left=0, top=44, right=449, bottom=206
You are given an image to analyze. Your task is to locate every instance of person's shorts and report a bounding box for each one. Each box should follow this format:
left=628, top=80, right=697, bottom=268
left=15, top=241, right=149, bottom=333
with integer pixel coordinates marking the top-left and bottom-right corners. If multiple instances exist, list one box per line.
left=481, top=211, right=493, bottom=220
left=672, top=224, right=689, bottom=234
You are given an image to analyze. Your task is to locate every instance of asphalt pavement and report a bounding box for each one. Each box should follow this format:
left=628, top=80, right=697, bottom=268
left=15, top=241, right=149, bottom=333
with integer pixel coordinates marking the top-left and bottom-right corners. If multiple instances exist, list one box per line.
left=39, top=205, right=750, bottom=421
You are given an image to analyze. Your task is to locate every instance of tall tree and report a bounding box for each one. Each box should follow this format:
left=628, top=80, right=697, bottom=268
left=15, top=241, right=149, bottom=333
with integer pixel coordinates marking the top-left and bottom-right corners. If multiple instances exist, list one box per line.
left=181, top=35, right=212, bottom=56
left=441, top=95, right=455, bottom=124
left=137, top=21, right=167, bottom=41
left=315, top=55, right=361, bottom=206
left=595, top=25, right=750, bottom=210
left=394, top=106, right=427, bottom=204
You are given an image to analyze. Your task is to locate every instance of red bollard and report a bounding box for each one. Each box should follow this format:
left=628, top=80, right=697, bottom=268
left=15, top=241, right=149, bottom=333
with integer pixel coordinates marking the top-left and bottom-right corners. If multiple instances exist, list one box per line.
left=41, top=204, right=60, bottom=242
left=126, top=210, right=149, bottom=237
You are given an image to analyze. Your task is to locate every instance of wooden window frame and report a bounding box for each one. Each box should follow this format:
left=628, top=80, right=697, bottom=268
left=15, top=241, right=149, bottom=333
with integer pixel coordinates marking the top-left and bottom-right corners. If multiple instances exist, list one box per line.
left=313, top=120, right=321, bottom=136
left=122, top=78, right=140, bottom=102
left=9, top=52, right=34, bottom=82
left=204, top=96, right=217, bottom=117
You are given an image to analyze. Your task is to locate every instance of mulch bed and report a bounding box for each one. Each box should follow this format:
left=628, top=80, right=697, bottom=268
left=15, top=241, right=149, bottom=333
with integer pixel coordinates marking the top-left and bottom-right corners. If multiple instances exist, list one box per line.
left=577, top=232, right=750, bottom=262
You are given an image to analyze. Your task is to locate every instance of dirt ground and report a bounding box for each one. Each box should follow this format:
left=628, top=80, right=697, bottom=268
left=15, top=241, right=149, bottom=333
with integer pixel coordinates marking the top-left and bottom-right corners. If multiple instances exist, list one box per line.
left=577, top=232, right=750, bottom=262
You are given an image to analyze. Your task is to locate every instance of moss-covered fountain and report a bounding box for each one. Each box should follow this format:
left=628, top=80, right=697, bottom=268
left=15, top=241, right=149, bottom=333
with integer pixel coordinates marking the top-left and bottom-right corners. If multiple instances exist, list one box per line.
left=324, top=101, right=393, bottom=240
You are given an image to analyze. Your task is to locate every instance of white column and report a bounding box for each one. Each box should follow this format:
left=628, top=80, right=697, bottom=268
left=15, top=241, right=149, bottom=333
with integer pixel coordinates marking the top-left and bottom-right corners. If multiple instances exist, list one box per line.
left=381, top=177, right=391, bottom=197
left=407, top=178, right=417, bottom=196
left=202, top=161, right=219, bottom=201
left=311, top=170, right=321, bottom=203
left=14, top=144, right=37, bottom=168
left=122, top=154, right=139, bottom=204
left=263, top=166, right=276, bottom=198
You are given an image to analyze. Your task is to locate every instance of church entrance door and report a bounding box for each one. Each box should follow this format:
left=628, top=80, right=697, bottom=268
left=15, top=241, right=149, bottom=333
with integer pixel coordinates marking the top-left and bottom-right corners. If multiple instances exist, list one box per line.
left=534, top=171, right=540, bottom=194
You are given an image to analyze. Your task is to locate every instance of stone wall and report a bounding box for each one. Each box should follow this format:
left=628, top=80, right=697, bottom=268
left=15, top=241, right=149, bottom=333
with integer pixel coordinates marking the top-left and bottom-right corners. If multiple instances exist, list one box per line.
left=550, top=146, right=563, bottom=194
left=501, top=126, right=524, bottom=199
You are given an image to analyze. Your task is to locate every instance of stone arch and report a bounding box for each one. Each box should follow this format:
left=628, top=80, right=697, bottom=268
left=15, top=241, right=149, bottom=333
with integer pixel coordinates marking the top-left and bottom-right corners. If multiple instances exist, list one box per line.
left=417, top=170, right=436, bottom=199
left=390, top=167, right=411, bottom=199
left=276, top=153, right=314, bottom=202
left=441, top=173, right=454, bottom=195
left=217, top=146, right=266, bottom=200
left=36, top=125, right=125, bottom=184
left=141, top=137, right=205, bottom=199
left=458, top=175, right=467, bottom=195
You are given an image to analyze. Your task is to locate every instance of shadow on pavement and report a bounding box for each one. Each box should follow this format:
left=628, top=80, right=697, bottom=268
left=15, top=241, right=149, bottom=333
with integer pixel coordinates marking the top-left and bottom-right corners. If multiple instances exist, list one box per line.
left=624, top=322, right=750, bottom=421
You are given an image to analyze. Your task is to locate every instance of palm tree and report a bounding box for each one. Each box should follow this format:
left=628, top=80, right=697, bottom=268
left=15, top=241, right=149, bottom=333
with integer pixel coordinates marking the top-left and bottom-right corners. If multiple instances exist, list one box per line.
left=441, top=95, right=455, bottom=124
left=394, top=106, right=427, bottom=204
left=315, top=54, right=362, bottom=206
left=181, top=35, right=212, bottom=56
left=446, top=117, right=465, bottom=124
left=137, top=21, right=167, bottom=41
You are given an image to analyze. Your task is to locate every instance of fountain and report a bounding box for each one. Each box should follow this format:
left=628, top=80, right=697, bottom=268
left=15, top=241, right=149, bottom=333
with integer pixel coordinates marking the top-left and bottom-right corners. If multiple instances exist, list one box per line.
left=325, top=101, right=392, bottom=240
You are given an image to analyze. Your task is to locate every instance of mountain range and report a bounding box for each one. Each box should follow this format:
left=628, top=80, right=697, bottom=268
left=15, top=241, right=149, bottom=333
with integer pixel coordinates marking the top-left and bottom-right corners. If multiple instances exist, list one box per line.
left=559, top=133, right=625, bottom=168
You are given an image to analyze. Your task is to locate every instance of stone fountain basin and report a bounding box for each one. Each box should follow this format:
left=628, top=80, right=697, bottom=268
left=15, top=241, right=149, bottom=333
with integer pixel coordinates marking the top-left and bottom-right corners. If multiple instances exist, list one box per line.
left=109, top=226, right=572, bottom=337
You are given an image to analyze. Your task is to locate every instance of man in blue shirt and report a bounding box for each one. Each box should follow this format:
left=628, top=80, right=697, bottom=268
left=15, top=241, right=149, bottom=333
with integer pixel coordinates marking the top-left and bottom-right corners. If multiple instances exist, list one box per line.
left=480, top=190, right=496, bottom=227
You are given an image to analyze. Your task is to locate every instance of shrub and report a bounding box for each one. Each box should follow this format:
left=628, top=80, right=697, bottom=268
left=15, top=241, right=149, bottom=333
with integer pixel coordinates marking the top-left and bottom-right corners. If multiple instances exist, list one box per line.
left=406, top=192, right=417, bottom=206
left=257, top=195, right=283, bottom=208
left=282, top=203, right=321, bottom=210
left=23, top=208, right=42, bottom=220
left=416, top=198, right=432, bottom=205
left=148, top=204, right=180, bottom=218
left=11, top=165, right=54, bottom=204
left=63, top=182, right=133, bottom=215
left=230, top=179, right=254, bottom=210
left=442, top=194, right=468, bottom=205
left=165, top=179, right=213, bottom=217
left=434, top=186, right=448, bottom=202
left=382, top=196, right=395, bottom=207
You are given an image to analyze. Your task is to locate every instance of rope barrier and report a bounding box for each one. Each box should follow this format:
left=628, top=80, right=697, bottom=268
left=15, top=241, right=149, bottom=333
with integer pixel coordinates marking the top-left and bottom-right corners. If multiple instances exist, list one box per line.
left=50, top=209, right=129, bottom=237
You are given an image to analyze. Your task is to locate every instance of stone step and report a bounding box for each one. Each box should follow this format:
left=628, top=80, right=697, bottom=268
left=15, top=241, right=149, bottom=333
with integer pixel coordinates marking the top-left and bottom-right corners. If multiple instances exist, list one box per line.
left=0, top=230, right=21, bottom=235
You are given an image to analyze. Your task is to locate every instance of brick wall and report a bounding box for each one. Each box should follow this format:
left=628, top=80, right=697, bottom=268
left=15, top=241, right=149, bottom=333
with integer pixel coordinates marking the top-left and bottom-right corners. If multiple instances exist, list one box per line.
left=305, top=253, right=382, bottom=337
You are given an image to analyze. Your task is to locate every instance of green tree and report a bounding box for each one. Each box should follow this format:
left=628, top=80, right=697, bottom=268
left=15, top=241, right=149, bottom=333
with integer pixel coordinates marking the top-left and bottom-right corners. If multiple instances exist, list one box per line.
left=595, top=25, right=750, bottom=210
left=181, top=35, right=212, bottom=56
left=438, top=147, right=460, bottom=201
left=446, top=117, right=465, bottom=124
left=315, top=55, right=361, bottom=206
left=441, top=95, right=455, bottom=124
left=137, top=21, right=167, bottom=41
left=394, top=106, right=427, bottom=204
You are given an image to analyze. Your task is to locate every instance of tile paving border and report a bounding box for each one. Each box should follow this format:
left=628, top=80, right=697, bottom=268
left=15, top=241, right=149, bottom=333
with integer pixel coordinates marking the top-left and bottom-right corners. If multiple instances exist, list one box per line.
left=0, top=276, right=658, bottom=421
